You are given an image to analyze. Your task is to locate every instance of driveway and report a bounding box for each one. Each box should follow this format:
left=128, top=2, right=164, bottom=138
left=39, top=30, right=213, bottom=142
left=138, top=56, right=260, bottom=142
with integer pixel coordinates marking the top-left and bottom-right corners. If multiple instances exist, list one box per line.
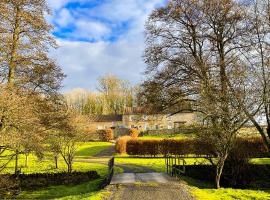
left=106, top=173, right=195, bottom=200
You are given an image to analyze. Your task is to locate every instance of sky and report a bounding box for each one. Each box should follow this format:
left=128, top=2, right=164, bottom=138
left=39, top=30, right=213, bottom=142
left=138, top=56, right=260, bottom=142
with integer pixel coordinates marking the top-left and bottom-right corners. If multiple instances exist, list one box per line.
left=46, top=0, right=166, bottom=92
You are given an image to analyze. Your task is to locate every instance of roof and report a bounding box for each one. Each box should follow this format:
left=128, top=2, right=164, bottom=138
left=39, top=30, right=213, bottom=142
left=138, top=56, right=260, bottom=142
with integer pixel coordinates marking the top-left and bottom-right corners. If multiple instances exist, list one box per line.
left=88, top=115, right=123, bottom=122
left=124, top=107, right=194, bottom=115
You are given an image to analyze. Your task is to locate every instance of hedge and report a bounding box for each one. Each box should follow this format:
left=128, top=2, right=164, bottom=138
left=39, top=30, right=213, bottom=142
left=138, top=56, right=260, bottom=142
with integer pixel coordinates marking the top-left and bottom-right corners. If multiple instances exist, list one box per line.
left=115, top=136, right=132, bottom=154
left=0, top=171, right=100, bottom=192
left=123, top=137, right=268, bottom=157
left=98, top=129, right=114, bottom=141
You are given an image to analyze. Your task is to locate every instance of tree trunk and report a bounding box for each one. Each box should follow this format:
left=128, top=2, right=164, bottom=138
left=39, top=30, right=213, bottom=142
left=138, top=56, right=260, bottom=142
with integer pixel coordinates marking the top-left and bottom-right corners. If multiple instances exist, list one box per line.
left=14, top=150, right=19, bottom=175
left=267, top=125, right=270, bottom=139
left=54, top=155, right=58, bottom=169
left=215, top=154, right=227, bottom=189
left=68, top=163, right=72, bottom=173
left=25, top=154, right=28, bottom=168
left=8, top=5, right=20, bottom=85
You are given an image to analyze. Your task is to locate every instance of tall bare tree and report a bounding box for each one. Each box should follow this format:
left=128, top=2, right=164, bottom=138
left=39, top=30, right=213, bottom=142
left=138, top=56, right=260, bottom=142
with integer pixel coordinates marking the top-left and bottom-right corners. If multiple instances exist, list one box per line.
left=0, top=0, right=64, bottom=93
left=0, top=0, right=67, bottom=174
left=143, top=0, right=251, bottom=188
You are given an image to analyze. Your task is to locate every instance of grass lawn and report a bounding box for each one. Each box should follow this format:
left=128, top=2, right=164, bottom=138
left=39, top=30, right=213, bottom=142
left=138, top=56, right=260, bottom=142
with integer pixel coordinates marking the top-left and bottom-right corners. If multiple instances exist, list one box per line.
left=16, top=164, right=123, bottom=200
left=0, top=142, right=119, bottom=200
left=0, top=142, right=113, bottom=174
left=192, top=187, right=270, bottom=200
left=138, top=133, right=194, bottom=140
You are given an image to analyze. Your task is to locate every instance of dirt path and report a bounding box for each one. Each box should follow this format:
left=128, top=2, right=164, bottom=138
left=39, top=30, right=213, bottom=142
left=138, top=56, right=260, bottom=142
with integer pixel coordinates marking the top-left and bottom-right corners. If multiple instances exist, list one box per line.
left=94, top=145, right=116, bottom=157
left=107, top=173, right=194, bottom=200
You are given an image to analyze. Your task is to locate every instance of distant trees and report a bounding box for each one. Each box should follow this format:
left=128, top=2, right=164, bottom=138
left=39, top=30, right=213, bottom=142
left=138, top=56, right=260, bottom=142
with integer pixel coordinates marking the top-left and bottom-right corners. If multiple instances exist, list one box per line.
left=64, top=75, right=138, bottom=115
left=142, top=0, right=260, bottom=188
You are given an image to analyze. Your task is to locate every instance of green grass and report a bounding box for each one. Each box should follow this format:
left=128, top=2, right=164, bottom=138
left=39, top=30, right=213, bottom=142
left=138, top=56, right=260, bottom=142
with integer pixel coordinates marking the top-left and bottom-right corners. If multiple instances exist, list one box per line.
left=139, top=133, right=193, bottom=140
left=114, top=157, right=211, bottom=172
left=192, top=188, right=270, bottom=200
left=0, top=142, right=113, bottom=174
left=16, top=164, right=123, bottom=200
left=250, top=158, right=270, bottom=165
left=0, top=142, right=117, bottom=199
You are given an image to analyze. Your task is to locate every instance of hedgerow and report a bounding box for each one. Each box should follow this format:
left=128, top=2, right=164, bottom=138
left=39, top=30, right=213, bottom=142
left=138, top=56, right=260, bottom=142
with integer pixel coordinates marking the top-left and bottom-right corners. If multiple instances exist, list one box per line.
left=119, top=137, right=268, bottom=157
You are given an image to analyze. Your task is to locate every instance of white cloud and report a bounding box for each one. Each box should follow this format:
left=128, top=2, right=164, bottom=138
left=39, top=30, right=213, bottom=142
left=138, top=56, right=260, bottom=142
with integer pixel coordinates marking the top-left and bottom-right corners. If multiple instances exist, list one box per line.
left=74, top=20, right=111, bottom=40
left=55, top=8, right=74, bottom=27
left=49, top=0, right=166, bottom=91
left=47, top=0, right=70, bottom=10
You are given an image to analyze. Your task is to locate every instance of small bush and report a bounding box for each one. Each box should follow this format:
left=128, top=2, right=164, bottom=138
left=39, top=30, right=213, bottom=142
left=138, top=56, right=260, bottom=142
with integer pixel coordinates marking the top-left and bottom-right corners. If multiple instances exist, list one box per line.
left=0, top=175, right=20, bottom=197
left=116, top=136, right=132, bottom=154
left=129, top=128, right=139, bottom=139
left=98, top=129, right=114, bottom=141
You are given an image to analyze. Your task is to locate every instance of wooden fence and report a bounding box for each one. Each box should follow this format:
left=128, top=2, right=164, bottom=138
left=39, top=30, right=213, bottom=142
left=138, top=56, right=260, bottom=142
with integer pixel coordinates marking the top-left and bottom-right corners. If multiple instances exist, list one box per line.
left=100, top=157, right=114, bottom=188
left=165, top=155, right=186, bottom=177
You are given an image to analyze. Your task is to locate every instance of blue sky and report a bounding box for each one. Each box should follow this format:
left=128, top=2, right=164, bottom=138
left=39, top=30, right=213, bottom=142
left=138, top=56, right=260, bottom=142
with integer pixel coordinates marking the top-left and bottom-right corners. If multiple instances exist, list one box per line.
left=47, top=0, right=166, bottom=92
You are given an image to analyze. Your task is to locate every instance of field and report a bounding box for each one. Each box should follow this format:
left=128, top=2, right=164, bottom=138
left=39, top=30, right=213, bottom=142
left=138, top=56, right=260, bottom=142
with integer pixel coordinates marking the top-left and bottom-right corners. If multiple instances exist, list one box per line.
left=0, top=142, right=123, bottom=200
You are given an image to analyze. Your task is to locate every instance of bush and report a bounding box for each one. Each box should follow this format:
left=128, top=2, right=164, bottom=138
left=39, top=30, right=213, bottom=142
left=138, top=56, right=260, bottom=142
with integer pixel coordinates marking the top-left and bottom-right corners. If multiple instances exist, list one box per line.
left=127, top=139, right=160, bottom=156
left=98, top=129, right=114, bottom=141
left=115, top=136, right=132, bottom=154
left=0, top=171, right=100, bottom=198
left=0, top=175, right=20, bottom=197
left=129, top=128, right=139, bottom=139
left=124, top=137, right=267, bottom=157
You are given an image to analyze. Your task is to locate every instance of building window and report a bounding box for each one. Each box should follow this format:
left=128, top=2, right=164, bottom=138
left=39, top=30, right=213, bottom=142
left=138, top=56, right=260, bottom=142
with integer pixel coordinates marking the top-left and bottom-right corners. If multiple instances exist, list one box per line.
left=143, top=115, right=148, bottom=120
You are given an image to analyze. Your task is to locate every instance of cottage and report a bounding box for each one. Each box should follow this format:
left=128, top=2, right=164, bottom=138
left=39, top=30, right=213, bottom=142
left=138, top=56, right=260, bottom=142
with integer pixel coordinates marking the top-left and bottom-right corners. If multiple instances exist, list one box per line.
left=88, top=108, right=197, bottom=132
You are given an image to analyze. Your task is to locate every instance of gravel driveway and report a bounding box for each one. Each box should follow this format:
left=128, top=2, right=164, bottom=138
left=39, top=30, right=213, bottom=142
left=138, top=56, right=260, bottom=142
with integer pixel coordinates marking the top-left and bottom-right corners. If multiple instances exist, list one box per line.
left=106, top=173, right=195, bottom=200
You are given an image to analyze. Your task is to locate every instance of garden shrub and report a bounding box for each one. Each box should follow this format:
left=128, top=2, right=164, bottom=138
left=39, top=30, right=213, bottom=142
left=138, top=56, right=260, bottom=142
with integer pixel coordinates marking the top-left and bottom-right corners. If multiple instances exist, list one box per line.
left=18, top=171, right=99, bottom=189
left=129, top=128, right=139, bottom=139
left=98, top=129, right=114, bottom=141
left=0, top=171, right=100, bottom=198
left=0, top=175, right=20, bottom=197
left=115, top=136, right=132, bottom=154
left=124, top=137, right=266, bottom=157
left=127, top=139, right=160, bottom=156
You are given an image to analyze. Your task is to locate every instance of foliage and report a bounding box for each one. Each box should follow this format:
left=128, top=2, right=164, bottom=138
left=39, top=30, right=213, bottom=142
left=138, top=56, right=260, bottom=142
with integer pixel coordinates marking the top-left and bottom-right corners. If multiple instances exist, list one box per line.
left=98, top=129, right=114, bottom=142
left=64, top=75, right=138, bottom=115
left=115, top=136, right=132, bottom=154
left=0, top=0, right=65, bottom=93
left=129, top=128, right=139, bottom=139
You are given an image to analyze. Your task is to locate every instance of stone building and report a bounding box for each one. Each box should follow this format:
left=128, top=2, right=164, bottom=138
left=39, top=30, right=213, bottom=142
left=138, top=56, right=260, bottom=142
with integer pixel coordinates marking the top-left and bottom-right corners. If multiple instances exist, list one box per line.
left=87, top=108, right=197, bottom=131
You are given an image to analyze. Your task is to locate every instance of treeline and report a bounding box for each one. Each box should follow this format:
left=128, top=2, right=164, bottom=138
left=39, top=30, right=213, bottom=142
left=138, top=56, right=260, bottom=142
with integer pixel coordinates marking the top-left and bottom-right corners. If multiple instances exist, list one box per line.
left=64, top=75, right=139, bottom=115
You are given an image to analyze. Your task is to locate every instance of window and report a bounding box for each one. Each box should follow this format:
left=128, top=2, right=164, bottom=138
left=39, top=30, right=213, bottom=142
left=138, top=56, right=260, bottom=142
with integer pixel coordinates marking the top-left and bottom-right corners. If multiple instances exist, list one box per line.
left=143, top=115, right=148, bottom=120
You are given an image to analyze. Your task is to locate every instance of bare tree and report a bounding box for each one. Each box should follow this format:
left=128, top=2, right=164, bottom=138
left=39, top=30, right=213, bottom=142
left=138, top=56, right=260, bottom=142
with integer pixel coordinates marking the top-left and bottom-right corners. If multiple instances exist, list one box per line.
left=143, top=0, right=251, bottom=188
left=0, top=0, right=65, bottom=94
